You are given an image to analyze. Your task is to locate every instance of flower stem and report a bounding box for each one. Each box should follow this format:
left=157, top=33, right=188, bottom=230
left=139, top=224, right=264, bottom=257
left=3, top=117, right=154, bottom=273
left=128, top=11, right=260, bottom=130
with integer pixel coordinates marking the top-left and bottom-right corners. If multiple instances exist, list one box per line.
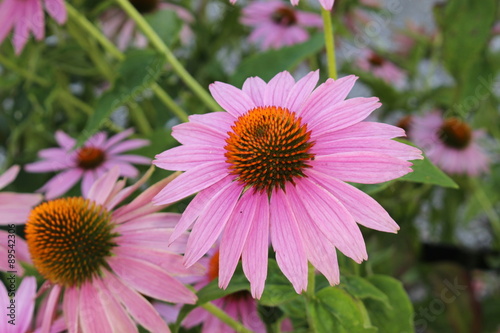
left=200, top=302, right=255, bottom=333
left=305, top=262, right=318, bottom=332
left=114, top=0, right=220, bottom=112
left=321, top=9, right=338, bottom=79
left=66, top=3, right=190, bottom=122
left=0, top=54, right=49, bottom=86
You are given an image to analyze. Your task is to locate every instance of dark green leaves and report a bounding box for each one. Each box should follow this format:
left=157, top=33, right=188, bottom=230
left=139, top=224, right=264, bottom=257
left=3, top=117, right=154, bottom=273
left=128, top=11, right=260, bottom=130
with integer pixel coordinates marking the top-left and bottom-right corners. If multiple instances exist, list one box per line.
left=77, top=50, right=165, bottom=146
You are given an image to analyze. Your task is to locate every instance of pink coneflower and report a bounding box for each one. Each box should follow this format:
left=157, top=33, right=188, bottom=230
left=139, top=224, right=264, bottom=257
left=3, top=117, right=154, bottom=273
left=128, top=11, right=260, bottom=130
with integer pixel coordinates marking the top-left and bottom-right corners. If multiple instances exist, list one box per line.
left=410, top=112, right=489, bottom=176
left=0, top=276, right=66, bottom=333
left=241, top=1, right=322, bottom=50
left=25, top=167, right=198, bottom=332
left=0, top=165, right=42, bottom=225
left=232, top=0, right=335, bottom=11
left=153, top=70, right=422, bottom=298
left=25, top=129, right=150, bottom=199
left=100, top=0, right=193, bottom=50
left=0, top=0, right=66, bottom=54
left=355, top=49, right=406, bottom=86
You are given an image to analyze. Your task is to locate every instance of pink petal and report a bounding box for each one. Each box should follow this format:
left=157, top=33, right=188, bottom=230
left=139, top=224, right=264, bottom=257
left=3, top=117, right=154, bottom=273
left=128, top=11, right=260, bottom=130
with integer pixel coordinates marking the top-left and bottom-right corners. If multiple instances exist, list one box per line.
left=183, top=181, right=242, bottom=267
left=312, top=152, right=413, bottom=184
left=103, top=271, right=170, bottom=333
left=108, top=256, right=197, bottom=304
left=263, top=71, right=296, bottom=106
left=79, top=282, right=113, bottom=333
left=107, top=139, right=149, bottom=155
left=0, top=165, right=19, bottom=189
left=86, top=167, right=120, bottom=205
left=287, top=186, right=340, bottom=285
left=295, top=178, right=368, bottom=262
left=116, top=212, right=180, bottom=232
left=270, top=190, right=308, bottom=293
left=299, top=75, right=357, bottom=121
left=55, top=130, right=75, bottom=150
left=0, top=0, right=16, bottom=46
left=309, top=97, right=381, bottom=137
left=209, top=82, right=256, bottom=117
left=41, top=168, right=83, bottom=199
left=188, top=111, right=235, bottom=135
left=153, top=162, right=229, bottom=205
left=103, top=128, right=134, bottom=149
left=13, top=3, right=30, bottom=54
left=168, top=177, right=232, bottom=243
left=172, top=122, right=227, bottom=146
left=24, top=159, right=72, bottom=173
left=63, top=287, right=79, bottom=333
left=319, top=0, right=335, bottom=10
left=308, top=169, right=399, bottom=233
left=242, top=77, right=267, bottom=105
left=28, top=0, right=45, bottom=41
left=323, top=121, right=405, bottom=140
left=154, top=145, right=225, bottom=171
left=16, top=277, right=36, bottom=333
left=219, top=190, right=257, bottom=289
left=112, top=154, right=151, bottom=164
left=44, top=0, right=67, bottom=24
left=242, top=191, right=270, bottom=299
left=40, top=285, right=61, bottom=333
left=284, top=70, right=319, bottom=112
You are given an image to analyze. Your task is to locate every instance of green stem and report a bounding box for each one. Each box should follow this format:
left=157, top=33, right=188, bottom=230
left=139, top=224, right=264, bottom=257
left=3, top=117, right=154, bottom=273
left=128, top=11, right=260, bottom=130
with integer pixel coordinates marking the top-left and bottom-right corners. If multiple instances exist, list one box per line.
left=66, top=3, right=190, bottom=122
left=321, top=9, right=337, bottom=79
left=128, top=100, right=153, bottom=134
left=0, top=54, right=49, bottom=86
left=114, top=0, right=220, bottom=112
left=200, top=302, right=255, bottom=333
left=306, top=262, right=316, bottom=298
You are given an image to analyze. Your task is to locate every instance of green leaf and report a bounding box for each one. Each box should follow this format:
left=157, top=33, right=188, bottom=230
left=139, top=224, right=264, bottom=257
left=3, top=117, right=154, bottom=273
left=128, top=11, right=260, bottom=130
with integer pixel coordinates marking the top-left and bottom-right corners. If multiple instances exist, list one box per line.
left=173, top=272, right=250, bottom=332
left=309, top=287, right=377, bottom=333
left=397, top=140, right=458, bottom=189
left=342, top=276, right=390, bottom=307
left=145, top=9, right=183, bottom=47
left=259, top=259, right=300, bottom=306
left=230, top=33, right=325, bottom=86
left=76, top=50, right=166, bottom=147
left=364, top=275, right=415, bottom=333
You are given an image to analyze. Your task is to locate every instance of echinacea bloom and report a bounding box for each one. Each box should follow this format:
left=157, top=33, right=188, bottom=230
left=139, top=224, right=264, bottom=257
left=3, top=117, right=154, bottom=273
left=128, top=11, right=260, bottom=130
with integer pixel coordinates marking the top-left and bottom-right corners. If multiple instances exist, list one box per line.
left=153, top=70, right=422, bottom=297
left=0, top=0, right=66, bottom=54
left=25, top=167, right=199, bottom=332
left=241, top=1, right=322, bottom=50
left=156, top=248, right=269, bottom=333
left=25, top=129, right=150, bottom=199
left=0, top=165, right=42, bottom=224
left=100, top=0, right=193, bottom=50
left=355, top=49, right=406, bottom=87
left=232, top=0, right=334, bottom=11
left=410, top=111, right=489, bottom=176
left=0, top=276, right=66, bottom=333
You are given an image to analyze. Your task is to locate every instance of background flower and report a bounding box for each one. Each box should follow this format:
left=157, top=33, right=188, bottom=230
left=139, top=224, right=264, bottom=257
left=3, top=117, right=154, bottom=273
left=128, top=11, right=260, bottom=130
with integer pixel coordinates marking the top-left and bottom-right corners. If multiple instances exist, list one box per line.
left=25, top=129, right=150, bottom=199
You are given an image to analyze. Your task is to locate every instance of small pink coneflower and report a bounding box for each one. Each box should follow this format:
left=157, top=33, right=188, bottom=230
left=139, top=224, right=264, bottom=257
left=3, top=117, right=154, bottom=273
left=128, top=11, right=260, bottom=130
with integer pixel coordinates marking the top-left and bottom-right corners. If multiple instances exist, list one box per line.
left=0, top=165, right=42, bottom=225
left=232, top=0, right=335, bottom=11
left=153, top=70, right=422, bottom=298
left=0, top=0, right=66, bottom=54
left=24, top=167, right=199, bottom=332
left=25, top=129, right=150, bottom=199
left=241, top=1, right=322, bottom=50
left=100, top=0, right=193, bottom=50
left=410, top=111, right=489, bottom=176
left=356, top=49, right=406, bottom=87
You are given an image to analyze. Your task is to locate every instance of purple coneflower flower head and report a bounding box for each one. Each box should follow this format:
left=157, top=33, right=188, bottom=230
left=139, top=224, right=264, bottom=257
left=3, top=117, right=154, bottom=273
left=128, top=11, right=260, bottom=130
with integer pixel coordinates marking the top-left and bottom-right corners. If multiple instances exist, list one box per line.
left=0, top=0, right=66, bottom=54
left=25, top=129, right=150, bottom=199
left=100, top=0, right=193, bottom=50
left=0, top=165, right=42, bottom=224
left=153, top=70, right=422, bottom=298
left=241, top=1, right=322, bottom=50
left=356, top=49, right=406, bottom=87
left=410, top=111, right=489, bottom=176
left=24, top=167, right=199, bottom=332
left=232, top=0, right=335, bottom=11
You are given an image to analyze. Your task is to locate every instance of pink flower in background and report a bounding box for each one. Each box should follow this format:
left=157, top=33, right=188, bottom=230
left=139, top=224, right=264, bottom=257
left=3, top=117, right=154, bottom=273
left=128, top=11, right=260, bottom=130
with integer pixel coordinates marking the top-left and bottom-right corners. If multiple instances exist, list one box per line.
left=356, top=49, right=406, bottom=86
left=154, top=70, right=422, bottom=298
left=241, top=1, right=322, bottom=50
left=25, top=168, right=199, bottom=332
left=410, top=111, right=489, bottom=176
left=232, top=0, right=335, bottom=11
left=100, top=0, right=193, bottom=50
left=0, top=0, right=66, bottom=54
left=0, top=165, right=42, bottom=225
left=394, top=21, right=434, bottom=56
left=25, top=129, right=150, bottom=199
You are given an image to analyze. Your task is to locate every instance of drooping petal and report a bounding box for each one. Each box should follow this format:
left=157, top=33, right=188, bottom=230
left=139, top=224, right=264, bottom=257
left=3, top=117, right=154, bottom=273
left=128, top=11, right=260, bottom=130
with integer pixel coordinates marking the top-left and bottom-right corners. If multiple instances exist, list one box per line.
left=15, top=277, right=36, bottom=333
left=40, top=285, right=61, bottom=333
left=270, top=190, right=308, bottom=293
left=44, top=0, right=67, bottom=24
left=242, top=191, right=269, bottom=299
left=63, top=287, right=79, bottom=333
left=79, top=282, right=113, bottom=333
